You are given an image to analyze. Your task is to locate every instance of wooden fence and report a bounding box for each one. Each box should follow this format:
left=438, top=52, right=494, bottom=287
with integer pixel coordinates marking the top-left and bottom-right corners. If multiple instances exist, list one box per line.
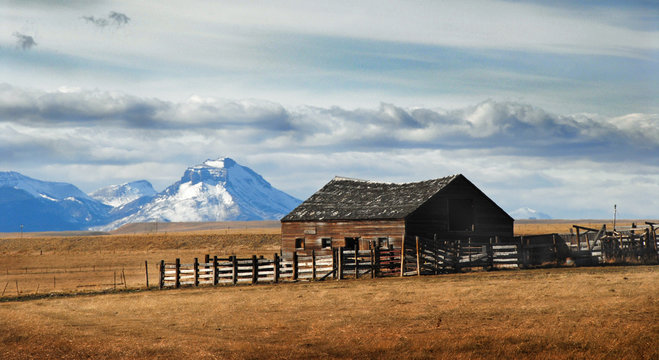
left=562, top=224, right=659, bottom=265
left=158, top=237, right=547, bottom=289
left=159, top=230, right=658, bottom=289
left=160, top=252, right=335, bottom=288
left=401, top=236, right=525, bottom=276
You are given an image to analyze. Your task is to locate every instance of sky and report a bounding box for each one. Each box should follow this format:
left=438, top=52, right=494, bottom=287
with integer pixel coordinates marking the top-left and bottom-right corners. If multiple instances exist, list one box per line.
left=1, top=0, right=658, bottom=219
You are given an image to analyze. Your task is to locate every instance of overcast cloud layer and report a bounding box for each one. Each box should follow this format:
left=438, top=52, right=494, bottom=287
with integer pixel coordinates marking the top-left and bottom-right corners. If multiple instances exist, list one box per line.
left=1, top=1, right=657, bottom=219
left=1, top=84, right=657, bottom=219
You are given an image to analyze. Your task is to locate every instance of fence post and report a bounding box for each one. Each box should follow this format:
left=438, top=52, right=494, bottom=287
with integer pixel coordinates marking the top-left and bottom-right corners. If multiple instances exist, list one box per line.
left=443, top=239, right=448, bottom=272
left=488, top=237, right=494, bottom=270
left=312, top=249, right=316, bottom=281
left=374, top=244, right=381, bottom=278
left=433, top=234, right=439, bottom=275
left=175, top=258, right=180, bottom=289
left=274, top=253, right=280, bottom=283
left=194, top=258, right=199, bottom=287
left=355, top=243, right=359, bottom=279
left=332, top=248, right=337, bottom=279
left=232, top=255, right=238, bottom=285
left=145, top=260, right=149, bottom=289
left=370, top=246, right=375, bottom=279
left=159, top=260, right=164, bottom=289
left=552, top=234, right=559, bottom=266
left=415, top=236, right=421, bottom=276
left=400, top=235, right=406, bottom=277
left=468, top=237, right=472, bottom=268
left=203, top=254, right=209, bottom=281
left=252, top=255, right=258, bottom=284
left=456, top=240, right=462, bottom=272
left=292, top=252, right=298, bottom=281
left=518, top=237, right=524, bottom=269
left=213, top=256, right=219, bottom=285
left=338, top=247, right=344, bottom=280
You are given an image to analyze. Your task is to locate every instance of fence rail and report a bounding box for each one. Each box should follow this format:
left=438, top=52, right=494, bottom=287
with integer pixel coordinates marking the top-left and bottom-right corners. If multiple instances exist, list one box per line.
left=160, top=230, right=658, bottom=289
left=158, top=236, right=563, bottom=289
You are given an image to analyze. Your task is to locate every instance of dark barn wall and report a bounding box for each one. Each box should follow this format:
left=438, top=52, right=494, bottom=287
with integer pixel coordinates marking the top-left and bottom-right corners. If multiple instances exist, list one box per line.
left=406, top=176, right=513, bottom=243
left=281, top=219, right=406, bottom=255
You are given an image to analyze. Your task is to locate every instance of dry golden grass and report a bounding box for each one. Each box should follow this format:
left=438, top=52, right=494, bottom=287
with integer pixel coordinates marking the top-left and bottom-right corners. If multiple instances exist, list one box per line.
left=109, top=220, right=280, bottom=235
left=1, top=219, right=656, bottom=298
left=0, top=266, right=657, bottom=359
left=0, top=231, right=280, bottom=297
left=514, top=220, right=656, bottom=236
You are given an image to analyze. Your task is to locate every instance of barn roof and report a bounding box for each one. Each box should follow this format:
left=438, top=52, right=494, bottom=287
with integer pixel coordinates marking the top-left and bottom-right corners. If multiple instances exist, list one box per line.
left=281, top=174, right=459, bottom=222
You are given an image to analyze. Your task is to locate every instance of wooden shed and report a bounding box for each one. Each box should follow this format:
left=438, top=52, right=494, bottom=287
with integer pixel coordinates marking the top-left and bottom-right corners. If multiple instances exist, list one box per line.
left=280, top=174, right=513, bottom=256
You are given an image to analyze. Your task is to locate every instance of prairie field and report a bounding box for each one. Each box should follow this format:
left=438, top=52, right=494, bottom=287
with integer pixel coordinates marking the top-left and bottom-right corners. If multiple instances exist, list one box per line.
left=0, top=220, right=657, bottom=359
left=0, top=231, right=280, bottom=298
left=0, top=220, right=655, bottom=298
left=0, top=266, right=657, bottom=359
left=513, top=219, right=654, bottom=236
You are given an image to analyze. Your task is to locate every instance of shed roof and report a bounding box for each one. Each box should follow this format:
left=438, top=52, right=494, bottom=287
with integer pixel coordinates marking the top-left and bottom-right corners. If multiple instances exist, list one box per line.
left=281, top=175, right=459, bottom=222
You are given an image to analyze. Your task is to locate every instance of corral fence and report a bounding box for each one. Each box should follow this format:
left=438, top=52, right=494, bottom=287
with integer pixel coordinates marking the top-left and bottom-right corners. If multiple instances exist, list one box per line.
left=562, top=222, right=659, bottom=265
left=400, top=234, right=565, bottom=276
left=159, top=226, right=658, bottom=289
left=159, top=249, right=390, bottom=288
left=158, top=235, right=564, bottom=289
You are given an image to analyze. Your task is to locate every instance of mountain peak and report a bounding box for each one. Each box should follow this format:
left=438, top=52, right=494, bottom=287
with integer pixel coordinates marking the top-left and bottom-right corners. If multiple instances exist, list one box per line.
left=90, top=180, right=157, bottom=207
left=510, top=207, right=552, bottom=220
left=202, top=157, right=235, bottom=169
left=96, top=156, right=301, bottom=230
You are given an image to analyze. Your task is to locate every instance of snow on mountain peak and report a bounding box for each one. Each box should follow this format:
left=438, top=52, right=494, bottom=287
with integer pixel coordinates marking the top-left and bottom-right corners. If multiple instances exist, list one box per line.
left=95, top=157, right=301, bottom=230
left=510, top=207, right=552, bottom=220
left=0, top=171, right=111, bottom=231
left=90, top=180, right=157, bottom=207
left=0, top=171, right=92, bottom=201
left=202, top=157, right=235, bottom=169
left=3, top=158, right=302, bottom=232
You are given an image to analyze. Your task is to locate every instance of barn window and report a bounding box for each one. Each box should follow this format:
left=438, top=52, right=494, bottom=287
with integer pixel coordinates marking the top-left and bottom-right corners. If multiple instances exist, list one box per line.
left=449, top=198, right=474, bottom=231
left=345, top=237, right=359, bottom=250
left=377, top=237, right=390, bottom=249
left=321, top=238, right=332, bottom=249
left=295, top=238, right=305, bottom=250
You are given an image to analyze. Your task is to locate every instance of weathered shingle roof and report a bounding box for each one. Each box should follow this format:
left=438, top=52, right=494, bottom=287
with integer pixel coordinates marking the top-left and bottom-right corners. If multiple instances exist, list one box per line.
left=281, top=175, right=459, bottom=222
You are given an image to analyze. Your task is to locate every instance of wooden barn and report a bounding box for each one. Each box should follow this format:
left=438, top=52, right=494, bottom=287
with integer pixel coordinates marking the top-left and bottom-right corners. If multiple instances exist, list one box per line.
left=281, top=174, right=513, bottom=256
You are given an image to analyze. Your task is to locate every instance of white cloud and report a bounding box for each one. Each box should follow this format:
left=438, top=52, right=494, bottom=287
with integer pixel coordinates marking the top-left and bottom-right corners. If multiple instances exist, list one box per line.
left=1, top=84, right=657, bottom=218
left=1, top=85, right=656, bottom=158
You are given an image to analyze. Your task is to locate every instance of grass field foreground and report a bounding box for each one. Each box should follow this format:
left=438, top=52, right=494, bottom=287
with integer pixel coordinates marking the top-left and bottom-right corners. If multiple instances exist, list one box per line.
left=0, top=266, right=657, bottom=359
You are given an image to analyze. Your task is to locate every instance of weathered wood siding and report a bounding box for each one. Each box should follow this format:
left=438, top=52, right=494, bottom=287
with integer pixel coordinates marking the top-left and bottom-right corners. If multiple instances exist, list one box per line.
left=406, top=176, right=513, bottom=243
left=281, top=219, right=406, bottom=255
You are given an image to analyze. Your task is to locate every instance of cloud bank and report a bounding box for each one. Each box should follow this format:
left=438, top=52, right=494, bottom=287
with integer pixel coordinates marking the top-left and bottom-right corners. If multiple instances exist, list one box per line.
left=1, top=85, right=656, bottom=164
left=0, top=84, right=657, bottom=219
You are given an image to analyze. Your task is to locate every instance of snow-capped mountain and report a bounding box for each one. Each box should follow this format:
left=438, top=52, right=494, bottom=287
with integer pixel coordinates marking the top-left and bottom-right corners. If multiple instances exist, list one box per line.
left=0, top=171, right=111, bottom=232
left=1, top=158, right=301, bottom=232
left=97, top=157, right=301, bottom=230
left=510, top=207, right=552, bottom=220
left=1, top=171, right=92, bottom=201
left=90, top=180, right=157, bottom=207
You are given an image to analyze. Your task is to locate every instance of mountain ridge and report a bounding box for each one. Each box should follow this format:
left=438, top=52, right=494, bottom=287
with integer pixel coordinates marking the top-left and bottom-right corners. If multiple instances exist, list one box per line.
left=97, top=157, right=300, bottom=230
left=0, top=157, right=301, bottom=232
